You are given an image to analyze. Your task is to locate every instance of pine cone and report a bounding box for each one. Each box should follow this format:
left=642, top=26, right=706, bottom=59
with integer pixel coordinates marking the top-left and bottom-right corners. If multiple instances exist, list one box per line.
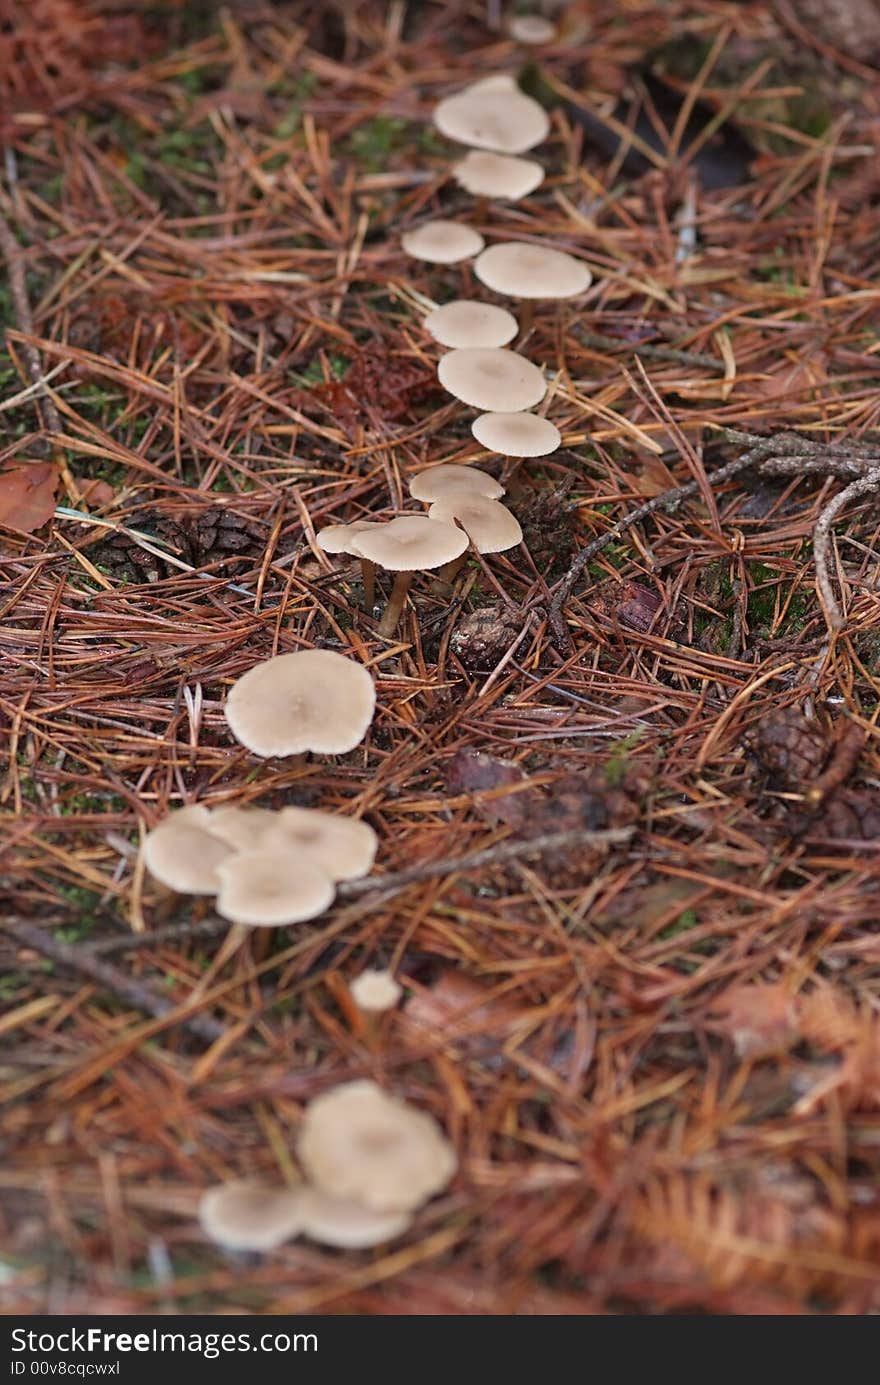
left=747, top=708, right=829, bottom=789
left=94, top=507, right=264, bottom=583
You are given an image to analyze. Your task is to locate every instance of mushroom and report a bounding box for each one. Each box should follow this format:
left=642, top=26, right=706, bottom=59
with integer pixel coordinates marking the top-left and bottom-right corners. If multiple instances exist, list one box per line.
left=472, top=410, right=561, bottom=458
left=198, top=1181, right=304, bottom=1252
left=297, top=1079, right=457, bottom=1213
left=271, top=806, right=377, bottom=882
left=451, top=150, right=544, bottom=201
left=294, top=1187, right=412, bottom=1249
left=471, top=411, right=562, bottom=489
left=433, top=75, right=550, bottom=154
left=475, top=241, right=591, bottom=299
left=142, top=807, right=233, bottom=896
left=409, top=463, right=504, bottom=503
left=348, top=515, right=468, bottom=638
left=423, top=299, right=518, bottom=349
left=350, top=969, right=403, bottom=1013
left=474, top=240, right=591, bottom=335
left=509, top=14, right=557, bottom=44
left=215, top=849, right=335, bottom=927
left=316, top=522, right=385, bottom=611
left=437, top=347, right=546, bottom=412
left=428, top=494, right=523, bottom=554
left=401, top=220, right=484, bottom=265
left=224, top=650, right=376, bottom=759
left=206, top=806, right=281, bottom=853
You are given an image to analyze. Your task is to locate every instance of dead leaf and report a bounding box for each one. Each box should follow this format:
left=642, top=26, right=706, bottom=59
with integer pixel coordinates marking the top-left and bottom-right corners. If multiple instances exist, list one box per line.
left=708, top=982, right=800, bottom=1058
left=0, top=462, right=59, bottom=534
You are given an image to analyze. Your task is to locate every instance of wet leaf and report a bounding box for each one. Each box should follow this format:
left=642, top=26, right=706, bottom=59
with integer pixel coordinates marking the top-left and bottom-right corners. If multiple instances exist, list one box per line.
left=0, top=462, right=59, bottom=534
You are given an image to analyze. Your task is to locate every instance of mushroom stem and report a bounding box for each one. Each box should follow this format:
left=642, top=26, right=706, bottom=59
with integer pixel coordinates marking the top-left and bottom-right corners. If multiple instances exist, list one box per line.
left=518, top=301, right=535, bottom=339
left=501, top=456, right=526, bottom=500
left=379, top=571, right=415, bottom=639
left=436, top=554, right=468, bottom=586
left=359, top=558, right=376, bottom=613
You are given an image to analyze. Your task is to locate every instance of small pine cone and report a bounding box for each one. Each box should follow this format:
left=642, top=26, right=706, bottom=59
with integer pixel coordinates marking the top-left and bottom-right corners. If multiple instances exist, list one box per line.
left=747, top=708, right=829, bottom=789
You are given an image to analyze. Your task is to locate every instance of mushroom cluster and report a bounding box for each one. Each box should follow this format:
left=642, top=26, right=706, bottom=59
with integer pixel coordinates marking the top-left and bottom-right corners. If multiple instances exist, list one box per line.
left=143, top=800, right=377, bottom=927
left=199, top=1080, right=456, bottom=1251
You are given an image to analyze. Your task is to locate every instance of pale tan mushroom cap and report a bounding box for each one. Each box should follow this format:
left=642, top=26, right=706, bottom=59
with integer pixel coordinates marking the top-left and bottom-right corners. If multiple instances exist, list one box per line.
left=423, top=299, right=518, bottom=349
left=269, top=807, right=377, bottom=882
left=509, top=14, right=557, bottom=43
left=349, top=516, right=468, bottom=572
left=475, top=242, right=592, bottom=299
left=401, top=220, right=484, bottom=265
left=225, top=649, right=376, bottom=758
left=316, top=521, right=383, bottom=556
left=472, top=410, right=562, bottom=457
left=297, top=1079, right=457, bottom=1213
left=428, top=495, right=523, bottom=554
left=206, top=806, right=280, bottom=853
left=293, top=1187, right=412, bottom=1249
left=409, top=463, right=504, bottom=503
left=143, top=814, right=233, bottom=895
left=199, top=1181, right=304, bottom=1252
left=350, top=969, right=403, bottom=1013
left=434, top=78, right=550, bottom=154
left=452, top=150, right=544, bottom=200
left=437, top=347, right=546, bottom=412
left=215, top=849, right=335, bottom=927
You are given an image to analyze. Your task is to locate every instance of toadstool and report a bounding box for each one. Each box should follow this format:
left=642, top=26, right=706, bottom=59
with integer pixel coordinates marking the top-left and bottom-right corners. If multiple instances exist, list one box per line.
left=348, top=515, right=468, bottom=638
left=317, top=521, right=385, bottom=611
left=142, top=806, right=233, bottom=896
left=297, top=1079, right=457, bottom=1213
left=428, top=494, right=523, bottom=554
left=437, top=347, right=546, bottom=412
left=198, top=1181, right=304, bottom=1252
left=451, top=150, right=544, bottom=201
left=433, top=75, right=550, bottom=154
left=409, top=463, right=504, bottom=503
left=422, top=299, right=518, bottom=350
left=401, top=220, right=484, bottom=265
left=215, top=849, right=335, bottom=927
left=224, top=650, right=375, bottom=759
left=350, top=968, right=403, bottom=1013
left=294, top=1186, right=412, bottom=1249
left=271, top=806, right=377, bottom=882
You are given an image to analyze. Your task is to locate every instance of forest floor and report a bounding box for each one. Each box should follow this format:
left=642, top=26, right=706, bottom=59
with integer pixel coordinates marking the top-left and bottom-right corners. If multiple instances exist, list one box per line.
left=3, top=0, right=880, bottom=1315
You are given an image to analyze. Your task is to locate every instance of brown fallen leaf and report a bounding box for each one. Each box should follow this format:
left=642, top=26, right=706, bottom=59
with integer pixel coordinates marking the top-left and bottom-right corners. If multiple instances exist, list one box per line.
left=402, top=969, right=530, bottom=1056
left=708, top=981, right=800, bottom=1058
left=0, top=462, right=59, bottom=534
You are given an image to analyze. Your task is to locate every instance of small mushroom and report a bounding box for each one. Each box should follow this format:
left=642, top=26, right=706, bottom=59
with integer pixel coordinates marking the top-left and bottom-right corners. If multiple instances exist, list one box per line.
left=401, top=220, right=484, bottom=265
left=294, top=1187, right=413, bottom=1249
left=474, top=240, right=591, bottom=300
left=509, top=14, right=557, bottom=44
left=451, top=150, right=544, bottom=201
left=224, top=650, right=376, bottom=759
left=297, top=1079, right=457, bottom=1213
left=271, top=807, right=377, bottom=882
left=198, top=1181, right=304, bottom=1252
left=142, top=807, right=233, bottom=895
left=215, top=849, right=335, bottom=927
left=317, top=522, right=385, bottom=611
left=423, top=299, right=518, bottom=349
left=349, top=515, right=468, bottom=638
left=428, top=494, right=523, bottom=553
left=437, top=347, right=546, bottom=412
left=434, top=75, right=550, bottom=154
left=475, top=241, right=592, bottom=336
left=350, top=968, right=403, bottom=1013
left=472, top=410, right=561, bottom=457
left=409, top=463, right=504, bottom=503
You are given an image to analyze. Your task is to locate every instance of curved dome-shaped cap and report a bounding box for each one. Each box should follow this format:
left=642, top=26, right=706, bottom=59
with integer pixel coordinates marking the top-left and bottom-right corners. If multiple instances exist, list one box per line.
left=433, top=77, right=550, bottom=154
left=316, top=521, right=383, bottom=556
left=294, top=1186, right=412, bottom=1249
left=198, top=1181, right=304, bottom=1252
left=452, top=150, right=544, bottom=200
left=215, top=849, right=335, bottom=927
left=143, top=808, right=233, bottom=895
left=428, top=495, right=522, bottom=554
left=472, top=411, right=561, bottom=457
left=437, top=347, right=546, bottom=412
left=350, top=968, right=403, bottom=1013
left=270, top=807, right=377, bottom=883
left=297, top=1079, right=457, bottom=1213
left=423, top=299, right=518, bottom=349
left=409, top=463, right=504, bottom=503
left=206, top=805, right=279, bottom=853
left=225, top=649, right=376, bottom=758
left=509, top=14, right=557, bottom=43
left=475, top=242, right=591, bottom=299
left=349, top=515, right=468, bottom=572
left=401, top=220, right=484, bottom=265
